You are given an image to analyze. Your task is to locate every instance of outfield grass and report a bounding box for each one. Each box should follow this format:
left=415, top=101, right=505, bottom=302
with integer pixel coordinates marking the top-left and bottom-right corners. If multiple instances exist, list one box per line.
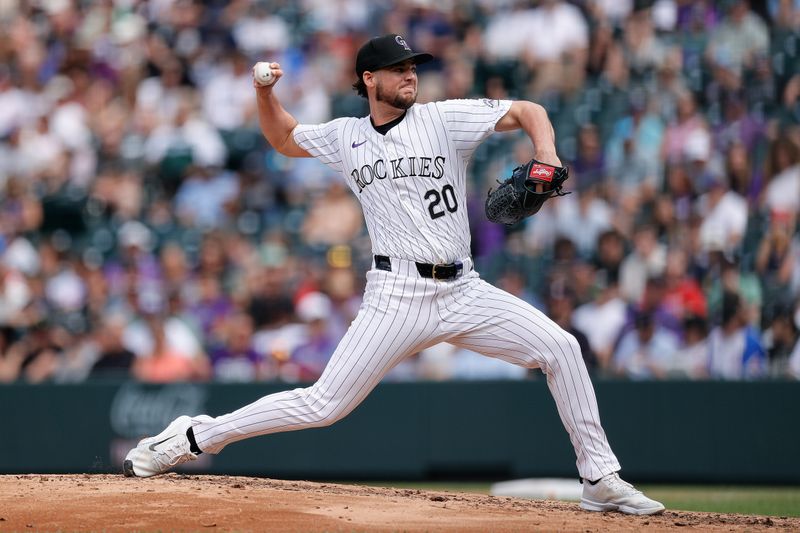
left=359, top=482, right=800, bottom=517
left=639, top=485, right=800, bottom=518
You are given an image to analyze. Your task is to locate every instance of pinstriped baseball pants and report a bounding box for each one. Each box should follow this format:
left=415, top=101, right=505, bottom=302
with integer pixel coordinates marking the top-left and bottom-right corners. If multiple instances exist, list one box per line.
left=192, top=267, right=621, bottom=481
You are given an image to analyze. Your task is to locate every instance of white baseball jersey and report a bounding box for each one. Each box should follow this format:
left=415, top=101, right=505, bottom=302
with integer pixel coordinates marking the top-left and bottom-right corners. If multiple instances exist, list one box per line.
left=292, top=99, right=512, bottom=264
left=191, top=98, right=622, bottom=482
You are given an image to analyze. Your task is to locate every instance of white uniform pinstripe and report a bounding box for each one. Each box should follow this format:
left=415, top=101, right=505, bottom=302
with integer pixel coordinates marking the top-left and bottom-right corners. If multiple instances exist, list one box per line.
left=192, top=99, right=621, bottom=481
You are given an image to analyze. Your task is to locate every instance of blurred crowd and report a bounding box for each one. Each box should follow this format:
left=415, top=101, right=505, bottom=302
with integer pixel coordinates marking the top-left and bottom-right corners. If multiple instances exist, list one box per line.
left=0, top=0, right=799, bottom=385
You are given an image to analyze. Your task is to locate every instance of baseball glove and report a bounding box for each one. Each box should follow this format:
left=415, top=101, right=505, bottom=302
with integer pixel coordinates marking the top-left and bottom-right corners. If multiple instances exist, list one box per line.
left=485, top=158, right=570, bottom=226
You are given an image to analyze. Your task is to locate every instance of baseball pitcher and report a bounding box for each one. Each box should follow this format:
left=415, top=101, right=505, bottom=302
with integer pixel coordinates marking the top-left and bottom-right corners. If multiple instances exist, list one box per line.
left=123, top=34, right=664, bottom=516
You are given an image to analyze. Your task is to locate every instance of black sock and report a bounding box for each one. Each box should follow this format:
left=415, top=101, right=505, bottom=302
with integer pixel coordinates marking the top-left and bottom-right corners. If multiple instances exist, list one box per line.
left=186, top=427, right=202, bottom=455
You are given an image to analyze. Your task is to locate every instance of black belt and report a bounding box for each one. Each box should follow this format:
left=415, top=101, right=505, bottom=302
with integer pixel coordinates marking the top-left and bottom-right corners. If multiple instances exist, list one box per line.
left=374, top=255, right=464, bottom=281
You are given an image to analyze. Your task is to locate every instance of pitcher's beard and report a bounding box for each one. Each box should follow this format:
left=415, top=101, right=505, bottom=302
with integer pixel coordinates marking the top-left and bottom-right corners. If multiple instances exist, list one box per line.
left=377, top=84, right=416, bottom=110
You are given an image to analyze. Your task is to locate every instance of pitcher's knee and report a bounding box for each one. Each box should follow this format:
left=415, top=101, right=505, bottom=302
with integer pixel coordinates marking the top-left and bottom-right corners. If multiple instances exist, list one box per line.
left=552, top=331, right=584, bottom=366
left=536, top=331, right=584, bottom=373
left=299, top=386, right=353, bottom=428
left=562, top=331, right=582, bottom=356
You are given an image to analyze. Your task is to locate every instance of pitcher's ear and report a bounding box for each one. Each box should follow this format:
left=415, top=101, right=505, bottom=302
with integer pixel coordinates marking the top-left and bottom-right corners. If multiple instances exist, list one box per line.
left=363, top=71, right=376, bottom=89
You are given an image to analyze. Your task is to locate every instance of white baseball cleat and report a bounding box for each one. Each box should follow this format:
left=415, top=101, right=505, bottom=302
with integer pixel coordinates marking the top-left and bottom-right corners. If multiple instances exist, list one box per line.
left=123, top=415, right=210, bottom=478
left=580, top=472, right=665, bottom=515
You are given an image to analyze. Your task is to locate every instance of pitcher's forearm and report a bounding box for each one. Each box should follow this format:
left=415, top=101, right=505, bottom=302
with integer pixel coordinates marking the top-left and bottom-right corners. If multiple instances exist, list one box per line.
left=516, top=102, right=559, bottom=165
left=496, top=101, right=560, bottom=166
left=252, top=62, right=310, bottom=158
left=257, top=89, right=300, bottom=155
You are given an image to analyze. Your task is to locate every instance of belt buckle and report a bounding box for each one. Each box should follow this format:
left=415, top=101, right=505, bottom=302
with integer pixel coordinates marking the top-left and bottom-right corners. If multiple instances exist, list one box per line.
left=432, top=262, right=461, bottom=281
left=431, top=263, right=447, bottom=281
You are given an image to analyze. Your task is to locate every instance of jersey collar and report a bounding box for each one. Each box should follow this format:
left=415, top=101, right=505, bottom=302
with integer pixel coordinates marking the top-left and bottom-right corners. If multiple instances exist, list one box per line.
left=370, top=110, right=407, bottom=135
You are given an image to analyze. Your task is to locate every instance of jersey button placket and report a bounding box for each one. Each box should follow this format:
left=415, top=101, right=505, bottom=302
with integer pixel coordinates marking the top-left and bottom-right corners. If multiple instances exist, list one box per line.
left=383, top=133, right=416, bottom=221
left=385, top=129, right=445, bottom=263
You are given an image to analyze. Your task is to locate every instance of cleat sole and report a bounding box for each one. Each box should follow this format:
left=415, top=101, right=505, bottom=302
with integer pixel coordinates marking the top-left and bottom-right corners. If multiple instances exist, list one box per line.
left=123, top=459, right=135, bottom=477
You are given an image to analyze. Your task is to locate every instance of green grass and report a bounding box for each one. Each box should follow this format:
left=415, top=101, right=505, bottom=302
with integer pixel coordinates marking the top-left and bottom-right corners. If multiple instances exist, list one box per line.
left=639, top=485, right=800, bottom=518
left=356, top=482, right=800, bottom=517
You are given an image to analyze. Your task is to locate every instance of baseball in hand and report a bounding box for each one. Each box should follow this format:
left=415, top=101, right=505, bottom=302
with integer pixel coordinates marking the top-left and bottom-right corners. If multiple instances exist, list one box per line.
left=254, top=62, right=275, bottom=86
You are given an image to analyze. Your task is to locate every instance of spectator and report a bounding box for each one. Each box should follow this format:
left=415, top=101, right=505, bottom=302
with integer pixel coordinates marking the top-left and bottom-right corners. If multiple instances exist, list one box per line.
left=762, top=134, right=800, bottom=217
left=570, top=123, right=606, bottom=191
left=789, top=330, right=800, bottom=379
left=0, top=327, right=22, bottom=382
left=210, top=312, right=270, bottom=383
left=670, top=315, right=711, bottom=379
left=664, top=162, right=697, bottom=224
left=761, top=303, right=799, bottom=377
left=604, top=92, right=664, bottom=199
left=135, top=57, right=190, bottom=128
left=593, top=229, right=626, bottom=286
left=572, top=269, right=627, bottom=368
left=706, top=0, right=769, bottom=76
left=706, top=255, right=763, bottom=328
left=775, top=73, right=800, bottom=129
left=723, top=141, right=760, bottom=206
left=301, top=181, right=364, bottom=247
left=755, top=211, right=796, bottom=305
left=132, top=317, right=209, bottom=383
left=416, top=343, right=529, bottom=382
left=708, top=291, right=767, bottom=379
left=619, top=224, right=667, bottom=303
left=661, top=91, right=709, bottom=166
left=320, top=263, right=363, bottom=337
left=497, top=268, right=542, bottom=310
left=627, top=275, right=684, bottom=338
left=288, top=292, right=339, bottom=381
left=483, top=3, right=540, bottom=61
left=13, top=322, right=63, bottom=384
left=554, top=186, right=614, bottom=257
left=713, top=91, right=765, bottom=155
left=88, top=315, right=136, bottom=380
left=613, top=309, right=680, bottom=380
left=144, top=92, right=228, bottom=172
left=201, top=50, right=258, bottom=132
left=0, top=263, right=32, bottom=328
left=662, top=248, right=707, bottom=321
left=174, top=166, right=240, bottom=229
left=547, top=284, right=597, bottom=373
left=231, top=2, right=291, bottom=57
left=186, top=274, right=234, bottom=340
left=522, top=0, right=590, bottom=97
left=122, top=295, right=206, bottom=366
left=159, top=242, right=193, bottom=297
left=621, top=5, right=669, bottom=77
left=697, top=172, right=748, bottom=255
left=648, top=47, right=689, bottom=123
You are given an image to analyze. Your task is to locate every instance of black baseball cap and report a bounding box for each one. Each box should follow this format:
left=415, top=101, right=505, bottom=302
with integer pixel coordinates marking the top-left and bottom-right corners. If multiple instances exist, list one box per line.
left=355, top=34, right=433, bottom=78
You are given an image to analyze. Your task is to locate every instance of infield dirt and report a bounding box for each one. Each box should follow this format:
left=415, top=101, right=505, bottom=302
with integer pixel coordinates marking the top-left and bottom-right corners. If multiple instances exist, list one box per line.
left=0, top=474, right=796, bottom=532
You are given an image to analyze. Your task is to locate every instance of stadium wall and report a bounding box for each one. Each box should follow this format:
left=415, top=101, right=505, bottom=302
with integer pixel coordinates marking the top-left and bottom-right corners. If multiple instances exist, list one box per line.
left=1, top=381, right=797, bottom=483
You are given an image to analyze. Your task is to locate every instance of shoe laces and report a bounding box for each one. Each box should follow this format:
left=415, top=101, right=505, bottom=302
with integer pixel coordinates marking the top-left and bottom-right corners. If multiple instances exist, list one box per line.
left=153, top=437, right=195, bottom=470
left=604, top=473, right=641, bottom=497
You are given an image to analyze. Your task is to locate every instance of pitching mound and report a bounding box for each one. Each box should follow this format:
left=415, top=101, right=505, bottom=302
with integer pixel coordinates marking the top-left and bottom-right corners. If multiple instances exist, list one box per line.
left=1, top=475, right=796, bottom=532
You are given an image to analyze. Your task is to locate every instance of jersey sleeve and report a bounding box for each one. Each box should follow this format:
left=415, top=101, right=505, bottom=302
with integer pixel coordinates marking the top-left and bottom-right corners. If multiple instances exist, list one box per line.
left=435, top=99, right=513, bottom=157
left=292, top=118, right=348, bottom=172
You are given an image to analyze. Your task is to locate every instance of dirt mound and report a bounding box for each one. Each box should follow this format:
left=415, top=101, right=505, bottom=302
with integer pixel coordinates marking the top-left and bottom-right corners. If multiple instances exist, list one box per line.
left=0, top=474, right=796, bottom=532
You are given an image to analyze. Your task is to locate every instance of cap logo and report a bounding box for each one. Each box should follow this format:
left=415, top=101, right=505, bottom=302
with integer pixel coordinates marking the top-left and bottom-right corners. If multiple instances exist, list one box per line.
left=395, top=35, right=411, bottom=51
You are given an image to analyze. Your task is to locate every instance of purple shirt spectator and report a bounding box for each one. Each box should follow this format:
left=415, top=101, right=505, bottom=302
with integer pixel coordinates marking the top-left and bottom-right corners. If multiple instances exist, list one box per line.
left=210, top=346, right=264, bottom=383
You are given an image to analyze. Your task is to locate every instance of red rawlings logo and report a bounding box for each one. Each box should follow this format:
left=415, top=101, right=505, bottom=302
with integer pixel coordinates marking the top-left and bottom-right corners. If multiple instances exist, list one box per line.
left=529, top=163, right=554, bottom=182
